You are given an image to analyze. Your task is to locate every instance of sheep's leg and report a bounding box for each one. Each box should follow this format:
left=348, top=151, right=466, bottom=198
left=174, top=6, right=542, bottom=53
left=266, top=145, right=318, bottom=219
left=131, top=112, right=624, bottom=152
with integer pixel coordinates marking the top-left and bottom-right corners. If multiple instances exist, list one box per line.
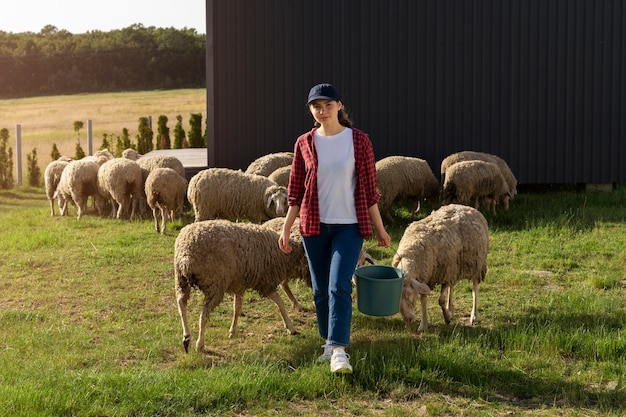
left=49, top=199, right=55, bottom=216
left=109, top=200, right=118, bottom=218
left=439, top=284, right=453, bottom=324
left=116, top=197, right=129, bottom=219
left=266, top=290, right=298, bottom=335
left=280, top=281, right=304, bottom=311
left=76, top=200, right=86, bottom=220
left=160, top=206, right=168, bottom=234
left=470, top=279, right=479, bottom=325
left=196, top=292, right=224, bottom=351
left=446, top=285, right=454, bottom=316
left=229, top=293, right=243, bottom=338
left=152, top=207, right=160, bottom=233
left=176, top=284, right=192, bottom=353
left=417, top=293, right=429, bottom=332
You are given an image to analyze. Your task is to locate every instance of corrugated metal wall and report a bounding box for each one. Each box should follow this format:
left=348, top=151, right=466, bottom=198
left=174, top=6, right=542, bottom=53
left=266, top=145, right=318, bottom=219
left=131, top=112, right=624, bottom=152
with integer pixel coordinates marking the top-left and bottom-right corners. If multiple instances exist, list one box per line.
left=206, top=0, right=625, bottom=184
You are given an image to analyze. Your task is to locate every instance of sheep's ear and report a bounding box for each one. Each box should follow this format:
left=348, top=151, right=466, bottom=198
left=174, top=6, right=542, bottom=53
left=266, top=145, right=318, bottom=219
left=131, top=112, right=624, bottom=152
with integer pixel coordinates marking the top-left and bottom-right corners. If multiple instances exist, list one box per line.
left=266, top=194, right=274, bottom=208
left=410, top=278, right=431, bottom=295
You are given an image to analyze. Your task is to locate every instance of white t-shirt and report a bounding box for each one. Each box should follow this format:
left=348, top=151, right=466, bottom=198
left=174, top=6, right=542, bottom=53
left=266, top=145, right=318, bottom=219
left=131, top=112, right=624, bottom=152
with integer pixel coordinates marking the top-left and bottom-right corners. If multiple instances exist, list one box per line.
left=314, top=127, right=358, bottom=224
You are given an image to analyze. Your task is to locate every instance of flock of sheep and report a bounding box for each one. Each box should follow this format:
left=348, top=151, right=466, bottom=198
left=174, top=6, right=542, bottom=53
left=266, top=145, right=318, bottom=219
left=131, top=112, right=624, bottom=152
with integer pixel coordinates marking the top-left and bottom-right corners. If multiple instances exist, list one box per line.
left=43, top=148, right=517, bottom=353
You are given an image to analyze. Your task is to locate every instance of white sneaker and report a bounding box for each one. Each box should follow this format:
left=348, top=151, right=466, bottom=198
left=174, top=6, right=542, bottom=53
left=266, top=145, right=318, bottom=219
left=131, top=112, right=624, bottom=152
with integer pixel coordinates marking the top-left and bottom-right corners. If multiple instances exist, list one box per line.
left=317, top=343, right=333, bottom=362
left=330, top=349, right=353, bottom=374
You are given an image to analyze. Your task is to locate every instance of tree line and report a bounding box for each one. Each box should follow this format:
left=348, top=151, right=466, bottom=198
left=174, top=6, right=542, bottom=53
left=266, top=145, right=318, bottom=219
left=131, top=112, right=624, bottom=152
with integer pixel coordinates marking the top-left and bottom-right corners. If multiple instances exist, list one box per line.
left=0, top=24, right=206, bottom=98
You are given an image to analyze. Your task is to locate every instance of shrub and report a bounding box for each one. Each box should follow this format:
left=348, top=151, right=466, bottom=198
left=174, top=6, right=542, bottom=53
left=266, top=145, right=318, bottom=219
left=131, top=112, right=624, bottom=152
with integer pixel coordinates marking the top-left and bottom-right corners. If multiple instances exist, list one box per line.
left=26, top=148, right=41, bottom=187
left=0, top=128, right=15, bottom=189
left=173, top=115, right=185, bottom=149
left=136, top=117, right=154, bottom=154
left=187, top=113, right=203, bottom=148
left=74, top=140, right=86, bottom=160
left=50, top=143, right=61, bottom=161
left=157, top=115, right=170, bottom=150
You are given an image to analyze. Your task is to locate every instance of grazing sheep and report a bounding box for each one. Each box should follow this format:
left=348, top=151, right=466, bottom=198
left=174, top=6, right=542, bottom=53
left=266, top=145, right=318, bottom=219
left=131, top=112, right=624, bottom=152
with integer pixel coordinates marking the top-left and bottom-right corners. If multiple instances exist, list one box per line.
left=44, top=159, right=70, bottom=216
left=375, top=156, right=440, bottom=223
left=187, top=167, right=288, bottom=223
left=145, top=167, right=188, bottom=234
left=137, top=154, right=185, bottom=179
left=441, top=160, right=512, bottom=214
left=393, top=204, right=489, bottom=332
left=262, top=217, right=311, bottom=311
left=440, top=150, right=517, bottom=198
left=267, top=165, right=291, bottom=188
left=135, top=154, right=186, bottom=217
left=97, top=158, right=143, bottom=219
left=82, top=149, right=115, bottom=166
left=122, top=148, right=142, bottom=161
left=245, top=152, right=294, bottom=177
left=175, top=219, right=305, bottom=351
left=54, top=159, right=101, bottom=220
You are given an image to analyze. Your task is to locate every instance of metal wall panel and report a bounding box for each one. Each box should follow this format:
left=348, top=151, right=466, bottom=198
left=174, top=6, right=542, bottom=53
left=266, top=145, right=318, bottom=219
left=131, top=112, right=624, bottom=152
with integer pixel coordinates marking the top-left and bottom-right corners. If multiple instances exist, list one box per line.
left=206, top=0, right=625, bottom=184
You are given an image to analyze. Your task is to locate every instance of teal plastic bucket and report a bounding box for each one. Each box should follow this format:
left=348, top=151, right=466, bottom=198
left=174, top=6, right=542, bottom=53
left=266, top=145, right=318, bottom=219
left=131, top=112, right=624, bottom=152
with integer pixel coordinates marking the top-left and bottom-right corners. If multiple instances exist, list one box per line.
left=354, top=265, right=406, bottom=316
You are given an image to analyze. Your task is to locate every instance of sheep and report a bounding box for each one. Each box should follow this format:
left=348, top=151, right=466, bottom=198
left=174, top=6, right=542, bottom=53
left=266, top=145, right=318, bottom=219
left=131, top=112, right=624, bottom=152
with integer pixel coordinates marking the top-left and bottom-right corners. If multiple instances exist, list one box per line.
left=175, top=219, right=306, bottom=351
left=97, top=158, right=143, bottom=219
left=44, top=159, right=70, bottom=216
left=267, top=165, right=291, bottom=188
left=187, top=167, right=288, bottom=223
left=392, top=204, right=489, bottom=332
left=54, top=159, right=101, bottom=220
left=261, top=217, right=311, bottom=311
left=441, top=160, right=512, bottom=214
left=440, top=150, right=517, bottom=198
left=122, top=148, right=142, bottom=161
left=82, top=149, right=114, bottom=166
left=245, top=152, right=294, bottom=177
left=145, top=167, right=188, bottom=234
left=135, top=154, right=186, bottom=217
left=375, top=155, right=440, bottom=223
left=137, top=154, right=185, bottom=179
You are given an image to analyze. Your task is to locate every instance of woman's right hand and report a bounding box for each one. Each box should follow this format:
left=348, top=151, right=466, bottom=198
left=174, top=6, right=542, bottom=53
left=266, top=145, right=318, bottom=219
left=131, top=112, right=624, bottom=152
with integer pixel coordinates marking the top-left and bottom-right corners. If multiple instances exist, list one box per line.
left=278, top=231, right=292, bottom=254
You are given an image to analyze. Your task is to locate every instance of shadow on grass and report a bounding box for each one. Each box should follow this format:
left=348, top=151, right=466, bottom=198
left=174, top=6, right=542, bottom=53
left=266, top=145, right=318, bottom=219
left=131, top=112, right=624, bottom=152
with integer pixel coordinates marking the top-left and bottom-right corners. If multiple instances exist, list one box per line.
left=276, top=304, right=626, bottom=413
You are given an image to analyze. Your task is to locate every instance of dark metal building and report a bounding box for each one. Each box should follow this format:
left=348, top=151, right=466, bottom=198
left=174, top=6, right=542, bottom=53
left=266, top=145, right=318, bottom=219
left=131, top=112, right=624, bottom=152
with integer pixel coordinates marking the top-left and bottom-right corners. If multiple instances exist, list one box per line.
left=205, top=0, right=625, bottom=185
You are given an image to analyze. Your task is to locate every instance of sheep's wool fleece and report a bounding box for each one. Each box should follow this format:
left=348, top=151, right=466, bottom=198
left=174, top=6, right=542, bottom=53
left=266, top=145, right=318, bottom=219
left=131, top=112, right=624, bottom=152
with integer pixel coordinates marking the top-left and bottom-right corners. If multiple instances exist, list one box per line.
left=375, top=156, right=439, bottom=210
left=245, top=152, right=294, bottom=177
left=175, top=220, right=300, bottom=298
left=187, top=168, right=286, bottom=223
left=393, top=204, right=489, bottom=288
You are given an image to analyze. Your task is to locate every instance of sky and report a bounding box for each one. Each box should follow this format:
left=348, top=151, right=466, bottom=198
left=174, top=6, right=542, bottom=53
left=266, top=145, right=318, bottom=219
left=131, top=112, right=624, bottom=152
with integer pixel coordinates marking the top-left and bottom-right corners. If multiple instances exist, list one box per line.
left=0, top=0, right=206, bottom=34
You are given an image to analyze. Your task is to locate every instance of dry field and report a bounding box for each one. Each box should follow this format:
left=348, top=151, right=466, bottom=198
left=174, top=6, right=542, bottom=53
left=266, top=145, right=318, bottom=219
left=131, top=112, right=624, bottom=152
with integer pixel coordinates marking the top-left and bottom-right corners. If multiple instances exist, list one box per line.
left=0, top=89, right=206, bottom=169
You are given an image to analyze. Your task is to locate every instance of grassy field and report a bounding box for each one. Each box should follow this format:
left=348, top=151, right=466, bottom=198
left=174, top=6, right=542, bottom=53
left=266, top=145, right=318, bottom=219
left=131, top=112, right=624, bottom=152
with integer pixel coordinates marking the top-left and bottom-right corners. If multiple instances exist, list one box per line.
left=0, top=183, right=624, bottom=416
left=0, top=89, right=206, bottom=170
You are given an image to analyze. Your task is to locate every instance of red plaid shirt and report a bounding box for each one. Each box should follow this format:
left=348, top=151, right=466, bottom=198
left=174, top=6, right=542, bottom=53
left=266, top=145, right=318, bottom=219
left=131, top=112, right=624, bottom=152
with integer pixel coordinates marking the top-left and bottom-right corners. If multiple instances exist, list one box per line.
left=288, top=127, right=380, bottom=238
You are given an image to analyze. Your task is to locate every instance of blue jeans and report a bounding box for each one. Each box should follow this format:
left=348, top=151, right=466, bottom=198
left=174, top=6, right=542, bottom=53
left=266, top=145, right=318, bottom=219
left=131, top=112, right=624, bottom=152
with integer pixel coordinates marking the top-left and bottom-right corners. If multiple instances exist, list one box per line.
left=302, top=223, right=363, bottom=347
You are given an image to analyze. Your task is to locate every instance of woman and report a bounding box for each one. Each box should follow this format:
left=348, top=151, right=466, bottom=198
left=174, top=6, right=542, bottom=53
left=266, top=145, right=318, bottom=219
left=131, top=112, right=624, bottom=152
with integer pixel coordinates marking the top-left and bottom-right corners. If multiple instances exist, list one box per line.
left=278, top=83, right=390, bottom=374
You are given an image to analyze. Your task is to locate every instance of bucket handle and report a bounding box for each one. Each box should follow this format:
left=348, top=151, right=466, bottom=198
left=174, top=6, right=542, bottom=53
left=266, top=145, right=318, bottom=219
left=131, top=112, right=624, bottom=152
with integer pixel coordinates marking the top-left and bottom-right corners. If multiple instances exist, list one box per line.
left=361, top=242, right=405, bottom=272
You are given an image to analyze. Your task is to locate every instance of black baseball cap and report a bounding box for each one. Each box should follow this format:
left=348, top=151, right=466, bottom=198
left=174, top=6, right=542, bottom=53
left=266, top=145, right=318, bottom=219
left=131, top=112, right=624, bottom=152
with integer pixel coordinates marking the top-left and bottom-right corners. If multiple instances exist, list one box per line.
left=307, top=83, right=341, bottom=105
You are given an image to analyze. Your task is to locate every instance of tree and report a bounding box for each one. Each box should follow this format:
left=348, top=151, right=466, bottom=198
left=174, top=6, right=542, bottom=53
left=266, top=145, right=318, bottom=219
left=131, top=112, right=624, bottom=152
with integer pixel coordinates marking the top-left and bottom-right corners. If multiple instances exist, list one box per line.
left=187, top=113, right=203, bottom=148
left=50, top=143, right=61, bottom=161
left=26, top=148, right=41, bottom=187
left=114, top=128, right=133, bottom=157
left=74, top=140, right=86, bottom=160
left=0, top=128, right=15, bottom=189
left=157, top=115, right=170, bottom=149
left=136, top=117, right=154, bottom=154
left=100, top=134, right=111, bottom=152
left=173, top=115, right=185, bottom=149
left=73, top=121, right=84, bottom=138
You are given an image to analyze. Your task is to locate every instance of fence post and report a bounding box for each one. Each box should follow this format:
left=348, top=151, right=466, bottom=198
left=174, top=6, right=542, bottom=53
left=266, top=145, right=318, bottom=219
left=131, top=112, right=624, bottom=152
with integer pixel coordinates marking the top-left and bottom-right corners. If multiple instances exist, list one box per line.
left=87, top=119, right=93, bottom=155
left=15, top=124, right=22, bottom=186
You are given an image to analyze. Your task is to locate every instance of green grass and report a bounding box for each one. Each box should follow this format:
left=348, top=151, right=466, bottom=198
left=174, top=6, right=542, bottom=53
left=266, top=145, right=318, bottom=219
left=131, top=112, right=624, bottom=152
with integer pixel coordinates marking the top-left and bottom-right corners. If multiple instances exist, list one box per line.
left=0, top=185, right=625, bottom=416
